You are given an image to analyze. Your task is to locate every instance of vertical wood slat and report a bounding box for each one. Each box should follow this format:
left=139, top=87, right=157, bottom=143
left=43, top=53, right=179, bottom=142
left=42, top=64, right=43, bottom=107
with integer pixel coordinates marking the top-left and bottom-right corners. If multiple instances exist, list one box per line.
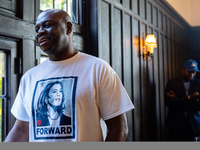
left=23, top=0, right=35, bottom=23
left=168, top=39, right=172, bottom=80
left=159, top=33, right=165, bottom=140
left=171, top=41, right=176, bottom=78
left=147, top=2, right=152, bottom=24
left=112, top=7, right=122, bottom=80
left=140, top=0, right=146, bottom=19
left=22, top=40, right=35, bottom=74
left=98, top=1, right=111, bottom=64
left=155, top=31, right=161, bottom=140
left=132, top=18, right=141, bottom=141
left=158, top=11, right=163, bottom=31
left=153, top=6, right=158, bottom=27
left=124, top=0, right=131, bottom=9
left=140, top=23, right=147, bottom=140
left=123, top=12, right=133, bottom=140
left=133, top=0, right=139, bottom=15
left=147, top=26, right=156, bottom=140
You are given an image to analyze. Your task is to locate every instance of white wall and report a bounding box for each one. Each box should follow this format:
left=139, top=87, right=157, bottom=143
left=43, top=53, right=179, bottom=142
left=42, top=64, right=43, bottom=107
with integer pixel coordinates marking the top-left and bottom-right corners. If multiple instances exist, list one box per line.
left=166, top=0, right=200, bottom=27
left=191, top=0, right=200, bottom=27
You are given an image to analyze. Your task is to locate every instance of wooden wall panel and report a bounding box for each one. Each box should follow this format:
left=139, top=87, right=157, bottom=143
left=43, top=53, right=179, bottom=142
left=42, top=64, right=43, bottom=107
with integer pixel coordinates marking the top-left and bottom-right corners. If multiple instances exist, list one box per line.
left=168, top=19, right=171, bottom=36
left=153, top=30, right=160, bottom=140
left=123, top=13, right=133, bottom=140
left=140, top=23, right=148, bottom=140
left=113, top=0, right=121, bottom=3
left=153, top=7, right=158, bottom=27
left=158, top=11, right=163, bottom=30
left=0, top=0, right=17, bottom=13
left=159, top=33, right=166, bottom=140
left=132, top=18, right=141, bottom=141
left=163, top=36, right=168, bottom=86
left=168, top=39, right=172, bottom=80
left=98, top=1, right=111, bottom=63
left=140, top=0, right=146, bottom=19
left=163, top=15, right=167, bottom=33
left=98, top=0, right=197, bottom=141
left=171, top=41, right=176, bottom=78
left=112, top=7, right=122, bottom=80
left=133, top=0, right=139, bottom=14
left=147, top=2, right=152, bottom=24
left=124, top=0, right=131, bottom=9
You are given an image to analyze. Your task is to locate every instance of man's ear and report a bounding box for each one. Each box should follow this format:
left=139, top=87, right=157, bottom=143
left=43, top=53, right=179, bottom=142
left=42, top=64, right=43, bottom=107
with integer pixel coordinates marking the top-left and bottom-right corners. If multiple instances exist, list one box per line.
left=66, top=22, right=72, bottom=35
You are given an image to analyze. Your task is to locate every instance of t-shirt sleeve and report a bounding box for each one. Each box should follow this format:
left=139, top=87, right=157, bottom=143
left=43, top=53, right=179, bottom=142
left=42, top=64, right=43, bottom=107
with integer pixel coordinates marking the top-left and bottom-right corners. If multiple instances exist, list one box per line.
left=11, top=78, right=29, bottom=122
left=97, top=71, right=135, bottom=121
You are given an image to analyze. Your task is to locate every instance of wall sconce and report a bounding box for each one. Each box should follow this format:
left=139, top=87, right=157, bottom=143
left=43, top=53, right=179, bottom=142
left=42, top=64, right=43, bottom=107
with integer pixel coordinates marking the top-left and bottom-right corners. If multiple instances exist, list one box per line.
left=143, top=34, right=157, bottom=60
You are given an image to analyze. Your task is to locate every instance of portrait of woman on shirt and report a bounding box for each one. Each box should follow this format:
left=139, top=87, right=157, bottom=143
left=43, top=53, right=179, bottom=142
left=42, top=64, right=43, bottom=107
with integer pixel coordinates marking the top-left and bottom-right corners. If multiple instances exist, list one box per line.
left=36, top=81, right=71, bottom=127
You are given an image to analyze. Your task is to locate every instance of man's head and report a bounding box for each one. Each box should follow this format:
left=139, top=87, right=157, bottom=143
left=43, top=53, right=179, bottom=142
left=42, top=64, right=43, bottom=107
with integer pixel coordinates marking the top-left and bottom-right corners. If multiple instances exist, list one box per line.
left=35, top=9, right=73, bottom=61
left=181, top=59, right=200, bottom=82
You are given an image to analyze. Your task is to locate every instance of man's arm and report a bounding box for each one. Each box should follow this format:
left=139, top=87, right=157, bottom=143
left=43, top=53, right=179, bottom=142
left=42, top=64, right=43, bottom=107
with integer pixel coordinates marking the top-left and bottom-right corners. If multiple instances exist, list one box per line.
left=105, top=113, right=128, bottom=141
left=4, top=119, right=29, bottom=142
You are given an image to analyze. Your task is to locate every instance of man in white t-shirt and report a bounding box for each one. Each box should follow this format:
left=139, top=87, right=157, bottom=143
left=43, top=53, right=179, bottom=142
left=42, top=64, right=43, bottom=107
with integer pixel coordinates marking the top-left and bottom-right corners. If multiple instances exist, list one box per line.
left=4, top=9, right=134, bottom=142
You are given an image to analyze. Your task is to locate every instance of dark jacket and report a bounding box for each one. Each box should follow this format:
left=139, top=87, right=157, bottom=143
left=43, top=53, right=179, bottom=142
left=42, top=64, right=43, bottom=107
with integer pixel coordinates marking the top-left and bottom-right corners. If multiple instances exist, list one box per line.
left=165, top=76, right=200, bottom=133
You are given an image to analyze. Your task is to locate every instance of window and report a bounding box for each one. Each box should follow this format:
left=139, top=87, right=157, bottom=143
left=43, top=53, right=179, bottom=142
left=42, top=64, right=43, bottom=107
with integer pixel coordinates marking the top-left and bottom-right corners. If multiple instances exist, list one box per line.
left=40, top=0, right=81, bottom=24
left=0, top=51, right=9, bottom=142
left=0, top=52, right=4, bottom=142
left=40, top=56, right=48, bottom=64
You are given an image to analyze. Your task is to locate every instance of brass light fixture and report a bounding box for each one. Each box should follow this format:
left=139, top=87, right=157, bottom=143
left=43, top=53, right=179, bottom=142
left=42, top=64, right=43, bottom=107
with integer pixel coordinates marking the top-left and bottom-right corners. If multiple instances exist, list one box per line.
left=143, top=34, right=157, bottom=60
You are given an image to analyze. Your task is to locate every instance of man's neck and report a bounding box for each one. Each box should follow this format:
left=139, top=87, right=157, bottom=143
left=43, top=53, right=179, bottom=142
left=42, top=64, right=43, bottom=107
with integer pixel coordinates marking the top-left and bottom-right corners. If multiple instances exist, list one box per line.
left=49, top=49, right=78, bottom=61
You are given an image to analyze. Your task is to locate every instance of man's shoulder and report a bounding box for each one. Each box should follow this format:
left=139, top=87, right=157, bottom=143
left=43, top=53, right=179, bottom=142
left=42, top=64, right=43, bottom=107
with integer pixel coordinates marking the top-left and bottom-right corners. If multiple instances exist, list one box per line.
left=192, top=78, right=200, bottom=84
left=79, top=52, right=106, bottom=62
left=78, top=52, right=111, bottom=67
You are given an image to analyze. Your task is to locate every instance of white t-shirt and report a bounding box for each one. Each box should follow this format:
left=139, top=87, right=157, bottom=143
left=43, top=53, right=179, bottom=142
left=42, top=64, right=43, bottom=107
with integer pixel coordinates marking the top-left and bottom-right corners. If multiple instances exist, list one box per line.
left=11, top=52, right=134, bottom=142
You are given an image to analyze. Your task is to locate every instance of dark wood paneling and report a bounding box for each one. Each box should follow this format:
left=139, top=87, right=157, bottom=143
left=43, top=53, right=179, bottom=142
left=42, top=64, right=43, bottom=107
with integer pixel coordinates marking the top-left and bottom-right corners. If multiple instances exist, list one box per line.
left=98, top=0, right=197, bottom=141
left=98, top=1, right=111, bottom=63
left=112, top=7, right=122, bottom=79
left=159, top=33, right=165, bottom=140
left=113, top=0, right=121, bottom=3
left=124, top=0, right=131, bottom=9
left=132, top=18, right=141, bottom=141
left=123, top=13, right=133, bottom=140
left=0, top=15, right=35, bottom=40
left=153, top=6, right=158, bottom=27
left=158, top=11, right=163, bottom=30
left=140, top=22, right=148, bottom=140
left=140, top=0, right=146, bottom=19
left=168, top=39, right=172, bottom=80
left=153, top=30, right=160, bottom=140
left=23, top=0, right=35, bottom=23
left=147, top=2, right=152, bottom=24
left=171, top=41, right=175, bottom=78
left=133, top=0, right=139, bottom=14
left=0, top=0, right=16, bottom=12
left=22, top=40, right=35, bottom=73
left=163, top=15, right=167, bottom=33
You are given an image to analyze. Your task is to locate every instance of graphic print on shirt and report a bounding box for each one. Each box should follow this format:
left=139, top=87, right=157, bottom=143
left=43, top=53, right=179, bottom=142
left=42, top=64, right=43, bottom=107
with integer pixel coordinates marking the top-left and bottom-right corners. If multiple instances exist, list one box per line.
left=32, top=77, right=77, bottom=140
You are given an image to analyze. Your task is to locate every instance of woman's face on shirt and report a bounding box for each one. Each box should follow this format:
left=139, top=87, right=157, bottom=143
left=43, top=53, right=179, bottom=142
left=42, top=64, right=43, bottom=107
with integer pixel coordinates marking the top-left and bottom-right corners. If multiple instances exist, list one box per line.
left=49, top=83, right=63, bottom=106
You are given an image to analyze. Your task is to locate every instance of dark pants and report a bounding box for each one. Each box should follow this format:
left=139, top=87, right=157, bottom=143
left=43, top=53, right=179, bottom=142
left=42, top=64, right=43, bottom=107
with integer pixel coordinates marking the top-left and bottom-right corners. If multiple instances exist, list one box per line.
left=168, top=117, right=198, bottom=141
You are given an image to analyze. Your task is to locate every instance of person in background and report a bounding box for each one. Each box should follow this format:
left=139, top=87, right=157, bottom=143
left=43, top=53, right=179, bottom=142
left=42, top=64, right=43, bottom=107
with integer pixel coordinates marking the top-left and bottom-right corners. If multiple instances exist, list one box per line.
left=4, top=9, right=134, bottom=142
left=165, top=59, right=200, bottom=141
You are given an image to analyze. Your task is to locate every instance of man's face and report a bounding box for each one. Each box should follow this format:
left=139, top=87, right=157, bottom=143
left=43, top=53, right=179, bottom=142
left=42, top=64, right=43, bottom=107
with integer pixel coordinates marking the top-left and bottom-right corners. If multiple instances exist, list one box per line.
left=182, top=68, right=196, bottom=82
left=35, top=11, right=68, bottom=56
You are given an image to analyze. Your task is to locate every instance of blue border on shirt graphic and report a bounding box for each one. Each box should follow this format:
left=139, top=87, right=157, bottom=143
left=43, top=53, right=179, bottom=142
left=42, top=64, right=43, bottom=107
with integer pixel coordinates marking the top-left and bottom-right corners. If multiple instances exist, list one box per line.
left=32, top=76, right=77, bottom=140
